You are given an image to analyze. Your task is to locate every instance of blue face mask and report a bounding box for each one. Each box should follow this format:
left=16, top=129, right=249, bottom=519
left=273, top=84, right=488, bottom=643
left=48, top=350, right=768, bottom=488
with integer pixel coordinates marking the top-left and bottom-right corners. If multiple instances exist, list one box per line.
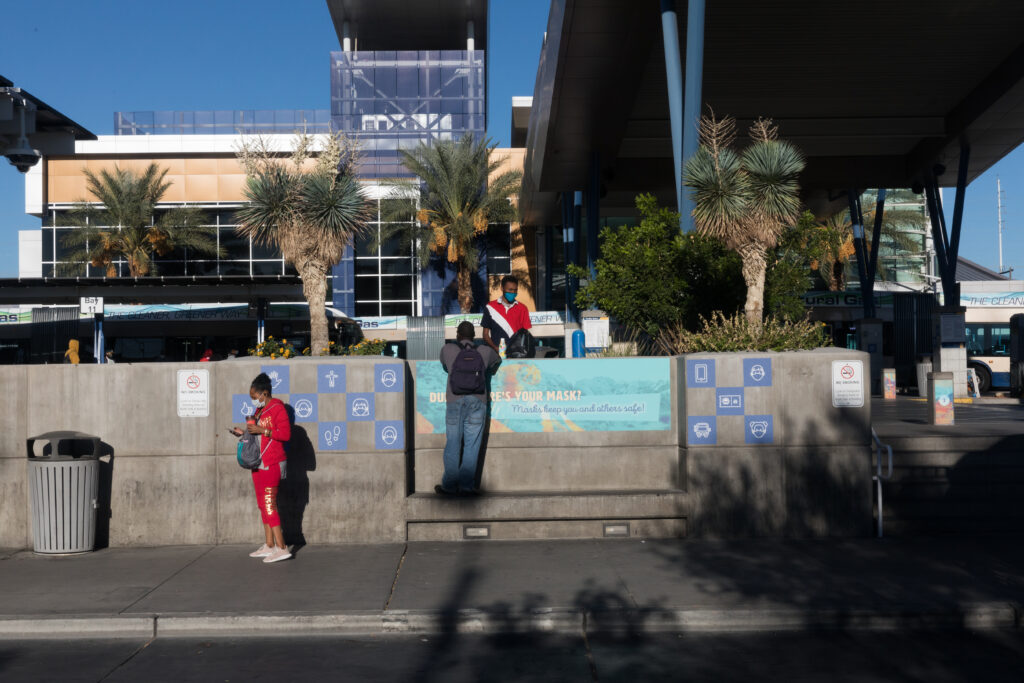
left=504, top=291, right=517, bottom=303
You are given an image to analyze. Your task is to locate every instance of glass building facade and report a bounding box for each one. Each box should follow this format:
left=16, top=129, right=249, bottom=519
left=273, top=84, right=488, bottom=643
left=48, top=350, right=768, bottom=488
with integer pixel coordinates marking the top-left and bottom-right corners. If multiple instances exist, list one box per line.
left=330, top=50, right=485, bottom=178
left=71, top=47, right=497, bottom=316
left=114, top=110, right=331, bottom=136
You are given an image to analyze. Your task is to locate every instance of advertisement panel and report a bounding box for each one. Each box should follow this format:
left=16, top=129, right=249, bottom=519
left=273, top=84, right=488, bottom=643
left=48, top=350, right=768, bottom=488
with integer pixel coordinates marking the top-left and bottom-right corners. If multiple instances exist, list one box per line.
left=416, top=358, right=671, bottom=434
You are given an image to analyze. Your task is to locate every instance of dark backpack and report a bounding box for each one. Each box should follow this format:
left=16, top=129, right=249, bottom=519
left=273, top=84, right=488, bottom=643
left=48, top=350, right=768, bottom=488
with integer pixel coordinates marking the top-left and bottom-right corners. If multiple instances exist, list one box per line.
left=507, top=328, right=536, bottom=359
left=449, top=342, right=487, bottom=395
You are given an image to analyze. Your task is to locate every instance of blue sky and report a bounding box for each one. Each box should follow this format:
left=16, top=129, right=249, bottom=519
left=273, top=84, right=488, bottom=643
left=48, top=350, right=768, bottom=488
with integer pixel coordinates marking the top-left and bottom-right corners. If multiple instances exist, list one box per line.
left=0, top=0, right=1020, bottom=278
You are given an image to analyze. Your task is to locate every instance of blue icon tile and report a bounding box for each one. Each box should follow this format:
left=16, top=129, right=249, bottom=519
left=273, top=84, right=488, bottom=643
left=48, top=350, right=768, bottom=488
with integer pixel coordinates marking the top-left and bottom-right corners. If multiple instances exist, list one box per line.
left=261, top=365, right=290, bottom=394
left=375, top=420, right=405, bottom=450
left=317, top=365, right=346, bottom=394
left=744, top=358, right=772, bottom=387
left=347, top=393, right=375, bottom=421
left=745, top=415, right=774, bottom=444
left=715, top=387, right=744, bottom=415
left=318, top=422, right=347, bottom=451
left=232, top=394, right=256, bottom=423
left=687, top=416, right=717, bottom=445
left=290, top=394, right=318, bottom=423
left=375, top=364, right=404, bottom=392
left=687, top=358, right=716, bottom=388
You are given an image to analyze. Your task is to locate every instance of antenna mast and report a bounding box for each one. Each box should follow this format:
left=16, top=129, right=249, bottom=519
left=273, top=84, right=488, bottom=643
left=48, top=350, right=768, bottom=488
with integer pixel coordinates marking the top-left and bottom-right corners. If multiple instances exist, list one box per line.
left=998, top=176, right=1005, bottom=274
left=998, top=177, right=1013, bottom=278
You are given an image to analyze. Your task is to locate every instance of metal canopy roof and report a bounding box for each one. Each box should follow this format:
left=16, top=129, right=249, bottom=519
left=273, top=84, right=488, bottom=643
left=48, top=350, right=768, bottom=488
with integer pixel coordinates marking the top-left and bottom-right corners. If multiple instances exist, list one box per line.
left=0, top=276, right=304, bottom=305
left=326, top=0, right=487, bottom=52
left=522, top=0, right=1024, bottom=224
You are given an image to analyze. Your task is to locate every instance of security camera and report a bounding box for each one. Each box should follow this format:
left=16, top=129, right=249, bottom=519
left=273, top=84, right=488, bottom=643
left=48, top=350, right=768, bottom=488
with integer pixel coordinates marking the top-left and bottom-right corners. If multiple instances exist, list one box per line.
left=5, top=141, right=40, bottom=173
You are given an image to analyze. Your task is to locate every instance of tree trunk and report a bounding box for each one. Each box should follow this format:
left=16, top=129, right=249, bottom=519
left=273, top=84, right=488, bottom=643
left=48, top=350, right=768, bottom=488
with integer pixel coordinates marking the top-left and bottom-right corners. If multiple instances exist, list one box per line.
left=738, top=243, right=767, bottom=326
left=298, top=261, right=330, bottom=356
left=457, top=261, right=473, bottom=313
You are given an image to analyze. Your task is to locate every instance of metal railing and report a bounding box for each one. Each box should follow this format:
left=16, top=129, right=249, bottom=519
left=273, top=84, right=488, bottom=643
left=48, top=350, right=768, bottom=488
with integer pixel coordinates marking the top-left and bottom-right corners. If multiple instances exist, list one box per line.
left=871, top=428, right=894, bottom=538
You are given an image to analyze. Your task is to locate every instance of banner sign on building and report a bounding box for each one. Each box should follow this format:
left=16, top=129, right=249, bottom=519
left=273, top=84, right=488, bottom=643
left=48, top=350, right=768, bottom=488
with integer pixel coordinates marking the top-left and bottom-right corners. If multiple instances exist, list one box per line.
left=959, top=292, right=1024, bottom=307
left=802, top=291, right=895, bottom=308
left=415, top=358, right=671, bottom=433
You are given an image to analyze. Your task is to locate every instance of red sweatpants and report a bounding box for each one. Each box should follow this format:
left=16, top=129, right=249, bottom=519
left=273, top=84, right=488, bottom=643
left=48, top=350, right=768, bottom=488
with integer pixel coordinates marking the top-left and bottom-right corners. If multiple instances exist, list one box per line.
left=252, top=466, right=281, bottom=526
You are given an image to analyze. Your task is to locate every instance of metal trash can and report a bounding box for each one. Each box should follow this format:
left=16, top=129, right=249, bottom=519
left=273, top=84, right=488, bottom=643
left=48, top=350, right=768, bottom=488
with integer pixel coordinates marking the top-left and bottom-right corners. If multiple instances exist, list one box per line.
left=27, top=431, right=101, bottom=554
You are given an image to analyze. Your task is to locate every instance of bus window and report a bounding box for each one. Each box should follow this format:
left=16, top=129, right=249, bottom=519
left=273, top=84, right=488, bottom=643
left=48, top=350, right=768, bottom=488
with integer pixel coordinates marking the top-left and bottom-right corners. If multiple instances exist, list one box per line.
left=988, top=326, right=1011, bottom=356
left=966, top=324, right=985, bottom=354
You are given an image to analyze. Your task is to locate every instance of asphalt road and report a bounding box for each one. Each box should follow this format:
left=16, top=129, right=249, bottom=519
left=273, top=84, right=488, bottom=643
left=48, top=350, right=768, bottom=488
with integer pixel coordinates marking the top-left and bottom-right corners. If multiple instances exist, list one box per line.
left=3, top=630, right=1024, bottom=682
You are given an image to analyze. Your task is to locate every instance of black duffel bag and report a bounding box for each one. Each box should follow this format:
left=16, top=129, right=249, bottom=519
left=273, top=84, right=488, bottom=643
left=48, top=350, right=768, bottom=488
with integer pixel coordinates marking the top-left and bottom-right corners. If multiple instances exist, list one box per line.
left=507, top=328, right=537, bottom=359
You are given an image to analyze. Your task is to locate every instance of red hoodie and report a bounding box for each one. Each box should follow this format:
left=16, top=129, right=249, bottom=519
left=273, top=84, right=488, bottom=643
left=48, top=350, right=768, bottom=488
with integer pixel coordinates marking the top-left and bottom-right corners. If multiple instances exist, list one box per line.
left=253, top=397, right=290, bottom=467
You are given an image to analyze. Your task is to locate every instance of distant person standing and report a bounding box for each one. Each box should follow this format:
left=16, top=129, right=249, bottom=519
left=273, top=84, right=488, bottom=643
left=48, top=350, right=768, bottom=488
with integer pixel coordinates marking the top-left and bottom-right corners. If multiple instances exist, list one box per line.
left=225, top=348, right=240, bottom=360
left=481, top=275, right=531, bottom=355
left=437, top=321, right=500, bottom=496
left=104, top=350, right=116, bottom=364
left=63, top=339, right=80, bottom=364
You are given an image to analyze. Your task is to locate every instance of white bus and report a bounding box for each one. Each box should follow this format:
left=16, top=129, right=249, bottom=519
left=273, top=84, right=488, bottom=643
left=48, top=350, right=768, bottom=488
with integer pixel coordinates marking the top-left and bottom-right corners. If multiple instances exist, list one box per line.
left=965, top=321, right=1011, bottom=392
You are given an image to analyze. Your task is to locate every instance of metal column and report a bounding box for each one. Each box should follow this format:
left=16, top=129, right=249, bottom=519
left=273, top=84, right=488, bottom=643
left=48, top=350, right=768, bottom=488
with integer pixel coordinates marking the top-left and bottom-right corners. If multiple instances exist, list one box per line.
left=586, top=153, right=600, bottom=281
left=660, top=0, right=684, bottom=224
left=682, top=0, right=705, bottom=232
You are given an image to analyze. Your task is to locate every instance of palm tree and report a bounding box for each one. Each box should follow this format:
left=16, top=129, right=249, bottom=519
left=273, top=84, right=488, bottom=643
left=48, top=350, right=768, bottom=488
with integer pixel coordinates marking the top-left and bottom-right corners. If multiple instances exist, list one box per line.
left=811, top=199, right=928, bottom=290
left=384, top=133, right=521, bottom=313
left=235, top=132, right=372, bottom=356
left=684, top=113, right=806, bottom=325
left=60, top=164, right=218, bottom=276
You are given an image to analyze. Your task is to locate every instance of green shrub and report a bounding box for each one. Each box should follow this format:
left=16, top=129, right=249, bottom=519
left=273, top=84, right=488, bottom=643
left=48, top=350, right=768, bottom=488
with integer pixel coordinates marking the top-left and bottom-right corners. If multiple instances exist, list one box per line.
left=656, top=311, right=829, bottom=353
left=570, top=194, right=744, bottom=338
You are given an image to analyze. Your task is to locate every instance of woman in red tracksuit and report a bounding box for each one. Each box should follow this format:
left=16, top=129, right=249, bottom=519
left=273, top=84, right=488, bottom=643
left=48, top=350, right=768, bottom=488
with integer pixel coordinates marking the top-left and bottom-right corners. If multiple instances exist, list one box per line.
left=232, top=372, right=292, bottom=563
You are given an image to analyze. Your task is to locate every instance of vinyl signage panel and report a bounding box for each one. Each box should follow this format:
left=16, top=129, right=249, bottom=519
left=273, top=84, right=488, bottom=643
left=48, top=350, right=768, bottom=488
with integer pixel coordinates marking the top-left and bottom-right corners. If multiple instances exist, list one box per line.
left=177, top=369, right=210, bottom=417
left=831, top=360, right=865, bottom=408
left=416, top=358, right=671, bottom=433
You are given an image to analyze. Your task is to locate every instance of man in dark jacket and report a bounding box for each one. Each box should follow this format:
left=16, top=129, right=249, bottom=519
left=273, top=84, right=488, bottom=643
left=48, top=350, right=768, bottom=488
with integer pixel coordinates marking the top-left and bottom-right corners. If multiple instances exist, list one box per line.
left=437, top=321, right=501, bottom=496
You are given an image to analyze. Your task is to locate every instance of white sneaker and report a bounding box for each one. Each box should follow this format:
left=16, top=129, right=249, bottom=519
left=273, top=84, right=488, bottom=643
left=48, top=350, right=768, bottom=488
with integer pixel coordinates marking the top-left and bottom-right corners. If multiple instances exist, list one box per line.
left=249, top=544, right=272, bottom=558
left=263, top=547, right=292, bottom=563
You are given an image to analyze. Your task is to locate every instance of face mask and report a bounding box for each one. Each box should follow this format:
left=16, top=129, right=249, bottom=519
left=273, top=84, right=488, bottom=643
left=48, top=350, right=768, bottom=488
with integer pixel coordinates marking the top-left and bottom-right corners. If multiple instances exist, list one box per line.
left=504, top=291, right=517, bottom=303
left=253, top=398, right=266, bottom=408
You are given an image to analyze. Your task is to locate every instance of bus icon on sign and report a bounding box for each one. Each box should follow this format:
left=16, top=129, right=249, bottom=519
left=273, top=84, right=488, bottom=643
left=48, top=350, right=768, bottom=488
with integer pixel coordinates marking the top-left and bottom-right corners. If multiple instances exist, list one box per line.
left=693, top=421, right=712, bottom=439
left=719, top=394, right=742, bottom=408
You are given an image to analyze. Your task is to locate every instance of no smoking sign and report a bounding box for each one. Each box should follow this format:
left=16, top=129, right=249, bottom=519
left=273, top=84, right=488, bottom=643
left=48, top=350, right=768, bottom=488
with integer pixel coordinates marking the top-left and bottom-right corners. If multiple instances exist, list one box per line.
left=177, top=369, right=210, bottom=417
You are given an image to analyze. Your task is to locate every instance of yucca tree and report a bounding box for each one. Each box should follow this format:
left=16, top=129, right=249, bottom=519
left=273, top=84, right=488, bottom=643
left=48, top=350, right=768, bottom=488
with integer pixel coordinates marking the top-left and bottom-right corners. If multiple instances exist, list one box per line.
left=235, top=132, right=372, bottom=356
left=684, top=114, right=806, bottom=325
left=384, top=133, right=521, bottom=313
left=60, top=164, right=218, bottom=276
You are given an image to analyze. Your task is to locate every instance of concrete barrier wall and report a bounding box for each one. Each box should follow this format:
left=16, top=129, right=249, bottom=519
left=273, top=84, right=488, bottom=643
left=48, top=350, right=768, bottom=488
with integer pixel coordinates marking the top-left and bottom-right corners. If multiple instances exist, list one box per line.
left=678, top=349, right=873, bottom=537
left=0, top=349, right=872, bottom=548
left=0, top=358, right=409, bottom=548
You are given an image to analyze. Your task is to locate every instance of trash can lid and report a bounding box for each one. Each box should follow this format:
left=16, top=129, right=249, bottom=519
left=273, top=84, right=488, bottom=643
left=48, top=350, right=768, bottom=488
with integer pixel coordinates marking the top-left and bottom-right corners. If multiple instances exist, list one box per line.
left=27, top=431, right=102, bottom=460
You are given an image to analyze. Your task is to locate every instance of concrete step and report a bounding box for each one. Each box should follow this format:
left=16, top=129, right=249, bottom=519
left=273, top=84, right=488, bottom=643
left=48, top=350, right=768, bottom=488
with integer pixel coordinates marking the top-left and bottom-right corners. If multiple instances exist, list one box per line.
left=404, top=489, right=687, bottom=541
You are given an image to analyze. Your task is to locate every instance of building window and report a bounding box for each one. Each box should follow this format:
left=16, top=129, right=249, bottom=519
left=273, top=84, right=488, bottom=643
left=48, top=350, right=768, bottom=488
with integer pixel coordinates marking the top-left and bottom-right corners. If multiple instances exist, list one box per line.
left=352, top=196, right=418, bottom=316
left=486, top=223, right=511, bottom=274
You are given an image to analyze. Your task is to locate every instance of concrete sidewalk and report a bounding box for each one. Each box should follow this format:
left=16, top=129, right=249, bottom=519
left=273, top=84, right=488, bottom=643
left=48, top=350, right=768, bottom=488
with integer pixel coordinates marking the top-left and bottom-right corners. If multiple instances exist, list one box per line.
left=1, top=536, right=1022, bottom=639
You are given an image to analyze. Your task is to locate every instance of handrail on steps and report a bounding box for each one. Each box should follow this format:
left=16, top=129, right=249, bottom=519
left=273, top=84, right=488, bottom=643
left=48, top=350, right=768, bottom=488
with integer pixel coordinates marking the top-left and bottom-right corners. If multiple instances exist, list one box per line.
left=871, top=428, right=894, bottom=538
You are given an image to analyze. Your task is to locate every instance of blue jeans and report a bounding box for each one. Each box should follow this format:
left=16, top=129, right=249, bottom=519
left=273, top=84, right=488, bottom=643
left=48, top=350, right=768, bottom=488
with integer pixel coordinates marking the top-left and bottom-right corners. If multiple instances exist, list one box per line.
left=442, top=395, right=486, bottom=492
